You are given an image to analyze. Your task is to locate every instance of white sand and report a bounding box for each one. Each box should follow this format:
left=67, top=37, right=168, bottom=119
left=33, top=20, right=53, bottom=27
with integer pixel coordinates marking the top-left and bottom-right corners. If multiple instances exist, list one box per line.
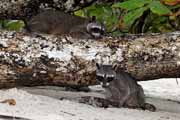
left=0, top=78, right=180, bottom=120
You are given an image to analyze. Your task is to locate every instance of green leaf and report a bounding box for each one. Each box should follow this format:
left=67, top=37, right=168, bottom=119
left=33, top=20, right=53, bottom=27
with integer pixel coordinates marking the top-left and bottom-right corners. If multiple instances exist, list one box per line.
left=112, top=0, right=152, bottom=10
left=149, top=1, right=172, bottom=15
left=5, top=20, right=24, bottom=31
left=74, top=10, right=86, bottom=18
left=123, top=7, right=148, bottom=30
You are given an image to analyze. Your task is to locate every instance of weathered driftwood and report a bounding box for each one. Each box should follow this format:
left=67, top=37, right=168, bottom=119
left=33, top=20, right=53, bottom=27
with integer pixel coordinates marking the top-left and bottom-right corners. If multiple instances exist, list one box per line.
left=0, top=30, right=180, bottom=88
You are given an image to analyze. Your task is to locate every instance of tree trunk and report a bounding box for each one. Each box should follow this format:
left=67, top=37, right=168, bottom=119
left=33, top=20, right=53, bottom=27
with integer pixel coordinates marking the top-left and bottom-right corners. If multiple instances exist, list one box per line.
left=0, top=31, right=179, bottom=88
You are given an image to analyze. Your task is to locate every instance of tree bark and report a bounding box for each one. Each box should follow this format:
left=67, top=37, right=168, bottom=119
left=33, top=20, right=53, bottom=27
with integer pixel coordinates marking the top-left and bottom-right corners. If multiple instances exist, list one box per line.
left=0, top=30, right=179, bottom=88
left=0, top=0, right=102, bottom=20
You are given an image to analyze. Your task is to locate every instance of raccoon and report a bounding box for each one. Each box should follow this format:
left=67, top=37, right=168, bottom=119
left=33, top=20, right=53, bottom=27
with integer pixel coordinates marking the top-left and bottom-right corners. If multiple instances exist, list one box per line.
left=96, top=63, right=156, bottom=111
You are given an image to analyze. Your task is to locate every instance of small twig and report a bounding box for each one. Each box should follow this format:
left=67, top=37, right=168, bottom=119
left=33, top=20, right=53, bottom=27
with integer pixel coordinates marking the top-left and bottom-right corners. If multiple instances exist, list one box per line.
left=0, top=115, right=32, bottom=120
left=167, top=99, right=180, bottom=104
left=60, top=111, right=76, bottom=116
left=176, top=78, right=179, bottom=85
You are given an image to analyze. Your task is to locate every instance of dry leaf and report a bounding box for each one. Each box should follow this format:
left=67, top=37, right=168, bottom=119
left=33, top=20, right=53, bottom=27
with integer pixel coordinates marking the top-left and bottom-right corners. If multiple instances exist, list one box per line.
left=0, top=99, right=16, bottom=106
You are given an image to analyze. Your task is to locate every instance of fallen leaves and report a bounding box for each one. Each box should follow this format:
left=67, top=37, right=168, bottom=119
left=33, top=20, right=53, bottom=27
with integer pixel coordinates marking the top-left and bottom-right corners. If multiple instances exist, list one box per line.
left=0, top=99, right=16, bottom=106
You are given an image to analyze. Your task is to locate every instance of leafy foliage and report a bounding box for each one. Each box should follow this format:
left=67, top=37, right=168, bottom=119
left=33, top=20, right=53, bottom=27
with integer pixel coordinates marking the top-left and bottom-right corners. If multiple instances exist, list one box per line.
left=149, top=1, right=172, bottom=15
left=0, top=0, right=179, bottom=34
left=0, top=20, right=24, bottom=31
left=121, top=6, right=148, bottom=32
left=112, top=0, right=176, bottom=33
left=112, top=0, right=151, bottom=10
left=74, top=0, right=179, bottom=34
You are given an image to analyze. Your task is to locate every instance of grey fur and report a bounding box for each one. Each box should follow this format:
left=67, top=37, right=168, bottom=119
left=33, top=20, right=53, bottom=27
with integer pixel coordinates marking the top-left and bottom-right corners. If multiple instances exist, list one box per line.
left=26, top=10, right=105, bottom=39
left=96, top=64, right=146, bottom=108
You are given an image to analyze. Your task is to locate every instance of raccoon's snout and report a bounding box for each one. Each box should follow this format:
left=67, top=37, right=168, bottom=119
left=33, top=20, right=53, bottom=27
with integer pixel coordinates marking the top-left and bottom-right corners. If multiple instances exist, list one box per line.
left=101, top=82, right=110, bottom=88
left=100, top=74, right=114, bottom=88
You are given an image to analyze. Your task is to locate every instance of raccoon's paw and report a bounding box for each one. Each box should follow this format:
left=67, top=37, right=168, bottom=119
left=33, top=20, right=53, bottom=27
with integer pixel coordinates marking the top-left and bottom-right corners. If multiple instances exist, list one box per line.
left=142, top=103, right=156, bottom=112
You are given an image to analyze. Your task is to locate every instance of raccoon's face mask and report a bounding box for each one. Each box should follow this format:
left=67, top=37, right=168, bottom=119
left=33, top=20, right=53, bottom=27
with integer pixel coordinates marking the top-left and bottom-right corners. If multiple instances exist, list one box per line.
left=86, top=16, right=105, bottom=39
left=86, top=22, right=105, bottom=39
left=96, top=63, right=116, bottom=88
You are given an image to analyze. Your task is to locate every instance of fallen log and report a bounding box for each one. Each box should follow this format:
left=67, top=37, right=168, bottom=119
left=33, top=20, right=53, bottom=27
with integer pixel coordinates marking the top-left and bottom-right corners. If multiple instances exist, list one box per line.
left=0, top=30, right=179, bottom=88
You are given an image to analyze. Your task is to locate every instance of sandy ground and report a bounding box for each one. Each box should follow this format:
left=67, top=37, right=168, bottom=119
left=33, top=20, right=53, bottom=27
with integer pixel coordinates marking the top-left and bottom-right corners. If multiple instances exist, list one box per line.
left=0, top=78, right=180, bottom=120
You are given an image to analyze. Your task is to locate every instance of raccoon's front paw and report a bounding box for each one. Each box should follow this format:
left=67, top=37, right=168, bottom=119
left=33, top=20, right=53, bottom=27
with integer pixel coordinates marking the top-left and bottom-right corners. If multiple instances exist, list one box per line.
left=142, top=103, right=156, bottom=112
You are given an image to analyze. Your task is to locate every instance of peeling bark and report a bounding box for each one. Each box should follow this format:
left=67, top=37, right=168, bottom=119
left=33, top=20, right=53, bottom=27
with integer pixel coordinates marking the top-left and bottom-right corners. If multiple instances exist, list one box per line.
left=0, top=31, right=179, bottom=88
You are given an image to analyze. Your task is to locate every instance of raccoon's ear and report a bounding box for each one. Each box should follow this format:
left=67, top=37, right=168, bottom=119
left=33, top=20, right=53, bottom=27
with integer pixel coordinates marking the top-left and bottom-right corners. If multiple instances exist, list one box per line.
left=96, top=63, right=100, bottom=69
left=89, top=16, right=96, bottom=23
left=91, top=16, right=96, bottom=22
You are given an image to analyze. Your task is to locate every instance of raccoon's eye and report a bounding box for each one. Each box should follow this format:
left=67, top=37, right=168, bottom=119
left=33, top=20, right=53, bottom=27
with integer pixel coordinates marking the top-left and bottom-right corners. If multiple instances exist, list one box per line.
left=96, top=76, right=104, bottom=81
left=107, top=77, right=114, bottom=82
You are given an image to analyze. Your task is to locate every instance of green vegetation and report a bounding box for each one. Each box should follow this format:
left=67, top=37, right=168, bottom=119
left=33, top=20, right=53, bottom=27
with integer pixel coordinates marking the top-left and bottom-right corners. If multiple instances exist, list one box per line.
left=0, top=20, right=24, bottom=31
left=0, top=0, right=179, bottom=35
left=75, top=0, right=180, bottom=34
